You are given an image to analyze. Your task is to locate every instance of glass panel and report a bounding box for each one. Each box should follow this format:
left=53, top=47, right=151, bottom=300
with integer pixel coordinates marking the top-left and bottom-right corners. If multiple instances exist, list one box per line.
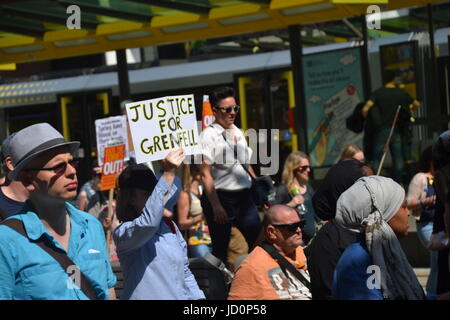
left=243, top=74, right=266, bottom=130
left=380, top=42, right=418, bottom=99
left=63, top=93, right=108, bottom=186
left=6, top=103, right=58, bottom=134
left=269, top=74, right=291, bottom=184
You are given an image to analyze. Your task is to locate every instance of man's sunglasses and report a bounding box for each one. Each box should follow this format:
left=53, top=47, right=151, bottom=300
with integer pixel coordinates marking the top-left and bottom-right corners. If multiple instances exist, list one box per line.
left=26, top=159, right=79, bottom=175
left=215, top=105, right=240, bottom=113
left=271, top=220, right=305, bottom=233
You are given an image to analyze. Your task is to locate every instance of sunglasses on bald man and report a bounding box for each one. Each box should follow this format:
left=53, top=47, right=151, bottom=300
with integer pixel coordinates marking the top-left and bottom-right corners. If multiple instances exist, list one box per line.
left=271, top=220, right=305, bottom=233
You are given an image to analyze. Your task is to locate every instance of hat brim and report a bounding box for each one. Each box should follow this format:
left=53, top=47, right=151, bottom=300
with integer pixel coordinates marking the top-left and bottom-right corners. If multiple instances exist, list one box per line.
left=8, top=141, right=80, bottom=181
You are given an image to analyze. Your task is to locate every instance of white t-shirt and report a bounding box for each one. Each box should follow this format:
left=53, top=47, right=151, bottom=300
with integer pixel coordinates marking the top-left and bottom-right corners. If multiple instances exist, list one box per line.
left=200, top=123, right=252, bottom=191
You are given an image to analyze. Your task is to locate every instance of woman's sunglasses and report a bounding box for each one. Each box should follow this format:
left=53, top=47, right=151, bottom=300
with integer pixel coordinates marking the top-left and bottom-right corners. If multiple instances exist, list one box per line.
left=271, top=220, right=305, bottom=233
left=215, top=105, right=240, bottom=113
left=295, top=165, right=311, bottom=172
left=26, top=159, right=80, bottom=175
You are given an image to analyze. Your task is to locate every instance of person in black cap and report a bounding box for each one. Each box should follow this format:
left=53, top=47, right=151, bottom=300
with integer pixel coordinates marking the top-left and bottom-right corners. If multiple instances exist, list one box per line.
left=0, top=123, right=116, bottom=300
left=0, top=133, right=28, bottom=220
left=113, top=147, right=205, bottom=300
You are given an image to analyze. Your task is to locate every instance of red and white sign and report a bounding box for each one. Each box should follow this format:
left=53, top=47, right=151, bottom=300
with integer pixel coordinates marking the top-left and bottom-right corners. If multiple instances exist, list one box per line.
left=100, top=144, right=125, bottom=191
left=202, top=95, right=215, bottom=130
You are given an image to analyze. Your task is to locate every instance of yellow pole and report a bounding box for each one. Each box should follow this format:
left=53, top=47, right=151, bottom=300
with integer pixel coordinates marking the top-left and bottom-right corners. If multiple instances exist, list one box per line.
left=106, top=188, right=114, bottom=256
left=97, top=92, right=110, bottom=116
left=237, top=76, right=251, bottom=132
left=281, top=71, right=298, bottom=152
left=60, top=97, right=71, bottom=140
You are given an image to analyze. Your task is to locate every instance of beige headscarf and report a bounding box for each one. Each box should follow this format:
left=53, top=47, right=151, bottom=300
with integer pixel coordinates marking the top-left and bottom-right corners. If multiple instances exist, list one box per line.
left=335, top=175, right=425, bottom=300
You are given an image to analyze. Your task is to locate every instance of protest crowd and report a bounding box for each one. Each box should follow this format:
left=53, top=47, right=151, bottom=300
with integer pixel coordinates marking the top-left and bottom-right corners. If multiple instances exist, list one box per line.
left=2, top=84, right=450, bottom=302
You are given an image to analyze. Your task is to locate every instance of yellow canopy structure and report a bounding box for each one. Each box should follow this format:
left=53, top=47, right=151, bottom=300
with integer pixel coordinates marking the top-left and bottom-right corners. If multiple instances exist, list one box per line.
left=0, top=0, right=446, bottom=64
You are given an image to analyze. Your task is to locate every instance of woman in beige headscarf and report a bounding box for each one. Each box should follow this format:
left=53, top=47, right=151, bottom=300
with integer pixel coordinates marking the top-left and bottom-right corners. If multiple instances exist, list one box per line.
left=332, top=175, right=425, bottom=300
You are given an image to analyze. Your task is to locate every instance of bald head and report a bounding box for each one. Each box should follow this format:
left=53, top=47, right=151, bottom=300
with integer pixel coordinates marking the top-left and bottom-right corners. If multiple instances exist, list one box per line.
left=265, top=204, right=298, bottom=225
left=264, top=204, right=304, bottom=255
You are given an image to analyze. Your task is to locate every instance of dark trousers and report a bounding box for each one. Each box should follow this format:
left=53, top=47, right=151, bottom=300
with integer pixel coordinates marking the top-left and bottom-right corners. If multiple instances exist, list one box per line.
left=437, top=249, right=450, bottom=294
left=201, top=189, right=262, bottom=265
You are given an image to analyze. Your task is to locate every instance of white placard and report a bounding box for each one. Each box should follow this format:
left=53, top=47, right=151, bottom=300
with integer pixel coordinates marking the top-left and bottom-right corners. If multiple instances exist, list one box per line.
left=125, top=94, right=201, bottom=163
left=95, top=115, right=130, bottom=165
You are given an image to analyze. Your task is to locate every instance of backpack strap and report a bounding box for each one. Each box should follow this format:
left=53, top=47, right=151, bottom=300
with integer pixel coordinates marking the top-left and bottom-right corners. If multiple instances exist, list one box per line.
left=259, top=242, right=311, bottom=290
left=1, top=218, right=98, bottom=300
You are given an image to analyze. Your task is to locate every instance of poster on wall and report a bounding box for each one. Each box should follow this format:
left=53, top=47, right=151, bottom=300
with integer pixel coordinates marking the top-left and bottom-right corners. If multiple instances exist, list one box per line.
left=302, top=47, right=364, bottom=167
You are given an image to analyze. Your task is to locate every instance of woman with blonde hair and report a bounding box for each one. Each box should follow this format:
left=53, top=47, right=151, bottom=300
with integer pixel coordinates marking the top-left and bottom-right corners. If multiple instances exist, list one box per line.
left=177, top=163, right=212, bottom=258
left=275, top=151, right=317, bottom=244
left=340, top=144, right=365, bottom=162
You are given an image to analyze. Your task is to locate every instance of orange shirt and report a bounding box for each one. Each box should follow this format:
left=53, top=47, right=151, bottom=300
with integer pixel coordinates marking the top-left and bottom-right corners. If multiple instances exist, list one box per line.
left=228, top=246, right=311, bottom=300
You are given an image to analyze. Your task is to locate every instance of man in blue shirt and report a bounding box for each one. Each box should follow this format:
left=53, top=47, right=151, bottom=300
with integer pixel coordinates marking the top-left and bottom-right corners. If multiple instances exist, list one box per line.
left=0, top=123, right=116, bottom=300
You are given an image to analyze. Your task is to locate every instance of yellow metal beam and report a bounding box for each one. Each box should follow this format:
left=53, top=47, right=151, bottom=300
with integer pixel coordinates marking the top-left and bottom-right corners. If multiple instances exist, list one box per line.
left=0, top=35, right=36, bottom=48
left=332, top=0, right=388, bottom=3
left=0, top=63, right=16, bottom=70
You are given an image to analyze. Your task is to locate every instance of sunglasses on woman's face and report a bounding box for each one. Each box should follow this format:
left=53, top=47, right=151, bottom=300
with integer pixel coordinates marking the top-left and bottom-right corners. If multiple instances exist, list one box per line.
left=295, top=165, right=310, bottom=172
left=271, top=220, right=305, bottom=233
left=215, top=105, right=240, bottom=113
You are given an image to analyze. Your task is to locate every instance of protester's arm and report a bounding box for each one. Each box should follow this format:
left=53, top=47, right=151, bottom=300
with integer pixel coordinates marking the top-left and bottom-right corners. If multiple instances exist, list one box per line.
left=361, top=100, right=374, bottom=118
left=163, top=209, right=173, bottom=218
left=247, top=165, right=257, bottom=179
left=200, top=162, right=228, bottom=224
left=177, top=191, right=203, bottom=230
left=113, top=148, right=184, bottom=253
left=108, top=287, right=117, bottom=300
left=406, top=174, right=426, bottom=215
left=77, top=191, right=88, bottom=211
left=410, top=99, right=421, bottom=111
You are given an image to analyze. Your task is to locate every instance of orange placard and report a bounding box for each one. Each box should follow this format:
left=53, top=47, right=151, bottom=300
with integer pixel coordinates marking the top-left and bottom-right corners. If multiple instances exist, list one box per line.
left=100, top=144, right=125, bottom=191
left=202, top=95, right=215, bottom=130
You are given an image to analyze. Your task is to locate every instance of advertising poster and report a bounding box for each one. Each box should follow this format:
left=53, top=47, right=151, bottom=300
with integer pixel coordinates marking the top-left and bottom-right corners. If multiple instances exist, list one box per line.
left=303, top=47, right=364, bottom=167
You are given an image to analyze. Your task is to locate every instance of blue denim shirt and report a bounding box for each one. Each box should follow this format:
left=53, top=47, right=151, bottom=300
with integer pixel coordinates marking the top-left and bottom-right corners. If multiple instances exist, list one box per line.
left=113, top=177, right=205, bottom=300
left=0, top=203, right=116, bottom=300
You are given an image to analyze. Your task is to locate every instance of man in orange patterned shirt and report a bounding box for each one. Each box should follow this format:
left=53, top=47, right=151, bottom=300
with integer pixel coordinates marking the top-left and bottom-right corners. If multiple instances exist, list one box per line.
left=228, top=204, right=311, bottom=300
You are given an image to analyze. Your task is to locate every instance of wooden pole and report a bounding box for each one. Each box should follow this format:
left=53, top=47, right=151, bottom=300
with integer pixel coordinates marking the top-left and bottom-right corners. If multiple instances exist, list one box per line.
left=377, top=105, right=402, bottom=176
left=106, top=188, right=114, bottom=256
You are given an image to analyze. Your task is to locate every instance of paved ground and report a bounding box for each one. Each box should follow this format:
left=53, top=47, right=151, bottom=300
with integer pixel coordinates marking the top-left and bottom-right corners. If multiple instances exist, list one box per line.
left=414, top=268, right=430, bottom=291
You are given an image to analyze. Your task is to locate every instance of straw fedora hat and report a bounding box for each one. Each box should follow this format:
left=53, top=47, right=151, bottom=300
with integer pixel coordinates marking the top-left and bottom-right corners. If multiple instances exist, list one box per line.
left=8, top=123, right=80, bottom=181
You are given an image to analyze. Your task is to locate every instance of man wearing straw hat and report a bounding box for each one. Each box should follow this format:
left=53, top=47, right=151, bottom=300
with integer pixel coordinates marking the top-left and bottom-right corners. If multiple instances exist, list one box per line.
left=0, top=123, right=116, bottom=300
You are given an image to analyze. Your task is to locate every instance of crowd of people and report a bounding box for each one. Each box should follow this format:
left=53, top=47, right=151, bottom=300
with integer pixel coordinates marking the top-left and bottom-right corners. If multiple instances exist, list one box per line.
left=0, top=84, right=450, bottom=301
